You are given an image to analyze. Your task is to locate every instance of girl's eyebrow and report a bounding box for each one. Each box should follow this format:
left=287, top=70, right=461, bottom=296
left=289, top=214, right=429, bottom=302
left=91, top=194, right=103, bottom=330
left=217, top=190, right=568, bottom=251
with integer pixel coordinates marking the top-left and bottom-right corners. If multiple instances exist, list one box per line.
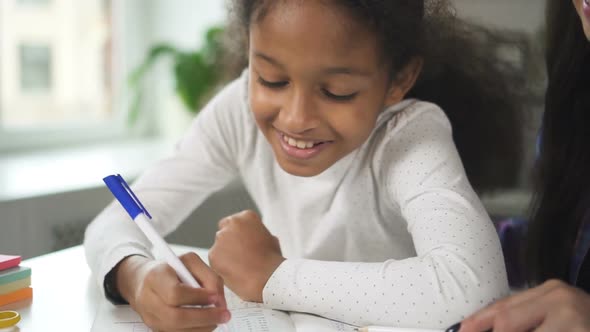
left=254, top=51, right=371, bottom=77
left=254, top=51, right=286, bottom=69
left=322, top=67, right=371, bottom=77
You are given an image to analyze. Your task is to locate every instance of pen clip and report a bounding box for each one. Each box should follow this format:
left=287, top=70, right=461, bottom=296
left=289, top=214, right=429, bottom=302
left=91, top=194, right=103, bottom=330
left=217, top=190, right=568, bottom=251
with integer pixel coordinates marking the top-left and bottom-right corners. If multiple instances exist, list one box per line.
left=103, top=174, right=152, bottom=220
left=117, top=174, right=152, bottom=219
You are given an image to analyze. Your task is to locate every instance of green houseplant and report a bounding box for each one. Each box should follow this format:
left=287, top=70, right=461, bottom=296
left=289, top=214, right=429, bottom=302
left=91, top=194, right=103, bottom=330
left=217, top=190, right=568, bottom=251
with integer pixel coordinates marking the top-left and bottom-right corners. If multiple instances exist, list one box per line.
left=127, top=26, right=226, bottom=125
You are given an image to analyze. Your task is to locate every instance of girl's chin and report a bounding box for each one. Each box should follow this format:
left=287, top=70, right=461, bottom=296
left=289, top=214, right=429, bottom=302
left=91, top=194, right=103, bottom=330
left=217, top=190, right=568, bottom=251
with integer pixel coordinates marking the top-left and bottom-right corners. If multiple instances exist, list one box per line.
left=275, top=159, right=325, bottom=177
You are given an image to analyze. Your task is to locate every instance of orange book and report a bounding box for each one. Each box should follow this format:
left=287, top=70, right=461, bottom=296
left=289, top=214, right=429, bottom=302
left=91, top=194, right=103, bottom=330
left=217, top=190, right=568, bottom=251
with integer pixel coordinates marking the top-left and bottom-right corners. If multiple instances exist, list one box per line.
left=0, top=287, right=32, bottom=306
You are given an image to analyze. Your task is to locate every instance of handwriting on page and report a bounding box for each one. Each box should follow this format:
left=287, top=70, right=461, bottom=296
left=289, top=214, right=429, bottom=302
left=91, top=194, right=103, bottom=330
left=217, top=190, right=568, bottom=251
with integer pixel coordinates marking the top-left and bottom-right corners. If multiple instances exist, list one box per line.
left=92, top=296, right=295, bottom=332
left=219, top=289, right=294, bottom=331
left=225, top=290, right=265, bottom=310
left=92, top=288, right=354, bottom=332
left=131, top=323, right=151, bottom=332
left=222, top=308, right=294, bottom=331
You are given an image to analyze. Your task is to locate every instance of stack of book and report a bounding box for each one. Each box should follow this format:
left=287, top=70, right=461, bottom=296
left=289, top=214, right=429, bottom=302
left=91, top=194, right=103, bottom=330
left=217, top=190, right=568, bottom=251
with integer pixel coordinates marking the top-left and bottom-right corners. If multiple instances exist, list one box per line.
left=0, top=255, right=32, bottom=306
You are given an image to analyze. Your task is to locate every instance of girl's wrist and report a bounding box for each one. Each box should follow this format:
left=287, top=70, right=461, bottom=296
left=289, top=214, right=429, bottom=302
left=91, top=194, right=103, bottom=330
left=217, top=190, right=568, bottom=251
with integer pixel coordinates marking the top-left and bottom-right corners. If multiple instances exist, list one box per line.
left=257, top=255, right=286, bottom=302
left=116, top=255, right=150, bottom=304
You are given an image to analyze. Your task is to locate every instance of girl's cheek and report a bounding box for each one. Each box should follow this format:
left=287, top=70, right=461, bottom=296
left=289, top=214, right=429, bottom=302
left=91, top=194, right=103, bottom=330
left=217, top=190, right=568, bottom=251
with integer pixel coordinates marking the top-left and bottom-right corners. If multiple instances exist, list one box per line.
left=250, top=86, right=282, bottom=119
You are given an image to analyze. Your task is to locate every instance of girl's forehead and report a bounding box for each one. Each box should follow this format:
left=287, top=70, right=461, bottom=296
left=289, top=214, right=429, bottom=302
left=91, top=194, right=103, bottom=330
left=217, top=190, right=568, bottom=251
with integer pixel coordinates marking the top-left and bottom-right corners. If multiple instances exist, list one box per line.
left=250, top=1, right=380, bottom=63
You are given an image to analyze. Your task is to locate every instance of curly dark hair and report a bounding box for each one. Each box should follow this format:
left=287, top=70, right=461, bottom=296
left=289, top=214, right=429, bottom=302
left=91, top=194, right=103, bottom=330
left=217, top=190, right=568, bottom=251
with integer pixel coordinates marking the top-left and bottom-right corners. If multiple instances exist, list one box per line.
left=225, top=0, right=527, bottom=193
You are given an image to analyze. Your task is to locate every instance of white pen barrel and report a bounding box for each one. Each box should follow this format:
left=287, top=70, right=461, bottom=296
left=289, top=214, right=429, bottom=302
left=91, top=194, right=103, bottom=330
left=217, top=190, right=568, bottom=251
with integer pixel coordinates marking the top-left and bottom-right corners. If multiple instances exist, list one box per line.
left=134, top=214, right=201, bottom=288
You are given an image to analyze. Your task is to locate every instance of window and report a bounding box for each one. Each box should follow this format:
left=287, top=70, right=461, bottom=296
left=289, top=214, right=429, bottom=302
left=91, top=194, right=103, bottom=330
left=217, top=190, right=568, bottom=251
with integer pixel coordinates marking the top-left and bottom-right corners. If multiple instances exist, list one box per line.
left=20, top=44, right=52, bottom=92
left=0, top=0, right=147, bottom=151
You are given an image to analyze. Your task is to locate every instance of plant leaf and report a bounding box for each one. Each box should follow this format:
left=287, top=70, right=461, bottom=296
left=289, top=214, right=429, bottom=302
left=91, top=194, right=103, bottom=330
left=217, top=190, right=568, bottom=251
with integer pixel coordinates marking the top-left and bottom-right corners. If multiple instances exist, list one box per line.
left=174, top=52, right=216, bottom=113
left=128, top=44, right=178, bottom=88
left=127, top=44, right=178, bottom=125
left=128, top=89, right=143, bottom=126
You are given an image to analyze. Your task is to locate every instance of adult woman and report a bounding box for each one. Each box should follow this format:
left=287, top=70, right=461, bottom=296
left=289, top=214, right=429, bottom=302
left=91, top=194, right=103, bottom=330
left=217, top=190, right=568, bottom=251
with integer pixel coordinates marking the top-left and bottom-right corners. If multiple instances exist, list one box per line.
left=460, top=0, right=590, bottom=331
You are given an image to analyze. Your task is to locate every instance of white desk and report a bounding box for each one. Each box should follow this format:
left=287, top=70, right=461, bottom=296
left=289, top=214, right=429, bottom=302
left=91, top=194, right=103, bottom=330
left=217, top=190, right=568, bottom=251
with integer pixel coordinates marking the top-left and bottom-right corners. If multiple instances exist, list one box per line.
left=0, top=244, right=206, bottom=332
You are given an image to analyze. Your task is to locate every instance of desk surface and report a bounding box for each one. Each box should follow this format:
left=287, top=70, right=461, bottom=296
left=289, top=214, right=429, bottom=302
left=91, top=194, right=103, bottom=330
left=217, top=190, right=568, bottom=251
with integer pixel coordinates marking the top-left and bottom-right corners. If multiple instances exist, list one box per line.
left=0, top=244, right=205, bottom=332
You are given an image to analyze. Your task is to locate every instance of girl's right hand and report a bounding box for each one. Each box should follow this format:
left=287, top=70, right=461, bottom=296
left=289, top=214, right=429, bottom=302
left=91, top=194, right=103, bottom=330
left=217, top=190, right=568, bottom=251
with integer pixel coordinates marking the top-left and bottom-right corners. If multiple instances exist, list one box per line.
left=116, top=253, right=231, bottom=332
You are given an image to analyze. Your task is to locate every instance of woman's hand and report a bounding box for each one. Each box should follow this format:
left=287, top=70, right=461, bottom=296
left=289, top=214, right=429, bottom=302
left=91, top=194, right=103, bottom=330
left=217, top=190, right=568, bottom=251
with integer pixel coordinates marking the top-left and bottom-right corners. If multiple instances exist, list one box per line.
left=460, top=279, right=590, bottom=332
left=116, top=253, right=231, bottom=332
left=209, top=210, right=285, bottom=303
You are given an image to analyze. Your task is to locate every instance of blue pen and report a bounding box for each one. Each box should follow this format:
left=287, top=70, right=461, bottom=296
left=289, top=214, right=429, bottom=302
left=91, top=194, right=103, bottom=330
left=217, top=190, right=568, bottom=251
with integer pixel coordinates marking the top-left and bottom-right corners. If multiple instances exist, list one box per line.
left=104, top=174, right=230, bottom=331
left=103, top=174, right=201, bottom=288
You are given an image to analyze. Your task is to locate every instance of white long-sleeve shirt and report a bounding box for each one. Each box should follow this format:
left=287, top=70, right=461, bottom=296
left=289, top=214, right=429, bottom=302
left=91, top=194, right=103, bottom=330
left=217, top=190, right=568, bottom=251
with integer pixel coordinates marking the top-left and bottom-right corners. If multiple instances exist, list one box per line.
left=84, top=72, right=509, bottom=329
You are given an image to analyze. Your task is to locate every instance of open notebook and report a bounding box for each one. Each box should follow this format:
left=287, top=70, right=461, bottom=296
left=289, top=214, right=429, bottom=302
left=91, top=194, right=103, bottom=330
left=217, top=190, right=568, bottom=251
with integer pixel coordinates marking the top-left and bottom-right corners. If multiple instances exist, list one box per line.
left=91, top=287, right=359, bottom=332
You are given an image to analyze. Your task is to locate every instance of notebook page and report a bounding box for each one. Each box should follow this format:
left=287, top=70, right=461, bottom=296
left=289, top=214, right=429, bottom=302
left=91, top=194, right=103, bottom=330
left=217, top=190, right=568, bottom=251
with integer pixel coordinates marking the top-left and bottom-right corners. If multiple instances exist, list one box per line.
left=91, top=288, right=295, bottom=332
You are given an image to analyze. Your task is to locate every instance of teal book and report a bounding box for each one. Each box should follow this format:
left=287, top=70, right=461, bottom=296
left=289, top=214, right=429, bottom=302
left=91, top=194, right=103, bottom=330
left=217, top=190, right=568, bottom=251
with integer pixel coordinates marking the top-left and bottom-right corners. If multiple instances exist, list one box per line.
left=0, top=266, right=31, bottom=285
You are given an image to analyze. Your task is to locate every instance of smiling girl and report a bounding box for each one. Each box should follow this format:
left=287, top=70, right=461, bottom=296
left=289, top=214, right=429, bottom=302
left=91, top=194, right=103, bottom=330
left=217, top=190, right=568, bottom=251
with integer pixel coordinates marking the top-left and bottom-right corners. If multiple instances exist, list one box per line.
left=85, top=1, right=525, bottom=331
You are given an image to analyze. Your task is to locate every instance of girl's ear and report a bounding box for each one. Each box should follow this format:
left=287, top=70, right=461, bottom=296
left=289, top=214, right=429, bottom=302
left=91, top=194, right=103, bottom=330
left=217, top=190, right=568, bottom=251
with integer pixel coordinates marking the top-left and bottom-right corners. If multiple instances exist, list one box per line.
left=384, top=57, right=424, bottom=107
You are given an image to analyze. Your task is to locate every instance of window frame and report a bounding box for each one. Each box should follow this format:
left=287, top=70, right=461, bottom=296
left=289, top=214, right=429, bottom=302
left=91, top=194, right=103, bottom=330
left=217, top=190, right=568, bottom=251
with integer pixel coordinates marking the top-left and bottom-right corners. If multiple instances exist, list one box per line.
left=0, top=0, right=157, bottom=153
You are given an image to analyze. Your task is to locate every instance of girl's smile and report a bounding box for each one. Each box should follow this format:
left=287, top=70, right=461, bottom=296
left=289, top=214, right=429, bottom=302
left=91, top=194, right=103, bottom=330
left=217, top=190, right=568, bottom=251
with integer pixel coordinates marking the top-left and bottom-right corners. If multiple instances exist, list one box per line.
left=275, top=129, right=333, bottom=160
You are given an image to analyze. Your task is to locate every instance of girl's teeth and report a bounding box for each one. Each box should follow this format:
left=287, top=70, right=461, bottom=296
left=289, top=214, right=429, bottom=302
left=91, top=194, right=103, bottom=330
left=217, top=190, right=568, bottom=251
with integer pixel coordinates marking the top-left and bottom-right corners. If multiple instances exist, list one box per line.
left=283, top=134, right=317, bottom=149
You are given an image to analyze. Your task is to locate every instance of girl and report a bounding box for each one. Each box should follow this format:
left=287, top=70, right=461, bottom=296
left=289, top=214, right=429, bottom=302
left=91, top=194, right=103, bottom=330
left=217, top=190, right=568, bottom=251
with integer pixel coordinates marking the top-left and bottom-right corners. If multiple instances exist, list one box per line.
left=85, top=1, right=524, bottom=331
left=460, top=0, right=590, bottom=331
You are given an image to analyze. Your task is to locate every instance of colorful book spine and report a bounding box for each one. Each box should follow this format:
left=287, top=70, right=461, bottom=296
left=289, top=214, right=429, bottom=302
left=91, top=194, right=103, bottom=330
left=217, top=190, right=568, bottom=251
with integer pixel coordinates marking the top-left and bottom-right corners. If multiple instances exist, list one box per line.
left=0, top=287, right=33, bottom=307
left=0, top=266, right=31, bottom=285
left=0, top=255, right=21, bottom=271
left=0, top=277, right=31, bottom=295
left=0, top=255, right=32, bottom=306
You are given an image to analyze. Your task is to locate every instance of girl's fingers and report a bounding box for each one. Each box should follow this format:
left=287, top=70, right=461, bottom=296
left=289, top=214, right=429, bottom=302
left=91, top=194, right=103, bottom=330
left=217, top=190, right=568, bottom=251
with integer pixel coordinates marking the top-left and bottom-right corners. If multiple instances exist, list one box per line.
left=165, top=283, right=218, bottom=307
left=147, top=263, right=216, bottom=307
left=167, top=327, right=219, bottom=332
left=157, top=306, right=230, bottom=330
left=180, top=253, right=227, bottom=307
left=218, top=216, right=233, bottom=229
left=141, top=281, right=229, bottom=332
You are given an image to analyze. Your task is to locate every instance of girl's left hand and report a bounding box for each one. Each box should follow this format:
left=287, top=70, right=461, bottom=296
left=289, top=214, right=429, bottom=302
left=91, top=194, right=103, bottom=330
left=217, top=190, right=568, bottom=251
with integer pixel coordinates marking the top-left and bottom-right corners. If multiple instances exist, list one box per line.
left=208, top=210, right=285, bottom=303
left=459, top=279, right=590, bottom=332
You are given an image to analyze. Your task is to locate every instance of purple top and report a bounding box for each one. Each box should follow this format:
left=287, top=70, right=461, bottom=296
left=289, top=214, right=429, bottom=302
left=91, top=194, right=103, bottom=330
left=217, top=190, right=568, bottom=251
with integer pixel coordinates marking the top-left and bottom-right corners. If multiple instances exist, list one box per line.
left=570, top=209, right=590, bottom=288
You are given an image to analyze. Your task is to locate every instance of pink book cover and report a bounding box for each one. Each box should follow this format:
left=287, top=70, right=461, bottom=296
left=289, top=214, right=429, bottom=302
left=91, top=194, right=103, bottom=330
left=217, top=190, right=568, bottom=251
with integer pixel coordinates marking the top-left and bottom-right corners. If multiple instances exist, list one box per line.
left=0, top=255, right=21, bottom=271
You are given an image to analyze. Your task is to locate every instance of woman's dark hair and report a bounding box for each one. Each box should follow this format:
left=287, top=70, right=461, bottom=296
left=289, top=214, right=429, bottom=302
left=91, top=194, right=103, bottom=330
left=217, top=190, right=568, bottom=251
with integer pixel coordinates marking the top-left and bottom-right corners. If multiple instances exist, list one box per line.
left=226, top=0, right=526, bottom=193
left=527, top=0, right=590, bottom=284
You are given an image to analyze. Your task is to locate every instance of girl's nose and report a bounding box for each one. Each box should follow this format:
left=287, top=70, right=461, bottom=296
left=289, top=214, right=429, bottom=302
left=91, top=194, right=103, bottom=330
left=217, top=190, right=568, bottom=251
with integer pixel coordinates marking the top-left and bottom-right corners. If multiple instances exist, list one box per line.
left=280, top=88, right=320, bottom=134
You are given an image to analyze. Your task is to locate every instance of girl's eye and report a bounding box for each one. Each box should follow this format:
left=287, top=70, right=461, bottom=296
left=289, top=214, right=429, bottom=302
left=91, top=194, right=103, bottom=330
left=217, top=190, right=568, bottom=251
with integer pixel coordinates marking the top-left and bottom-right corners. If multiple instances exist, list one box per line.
left=257, top=76, right=288, bottom=89
left=322, top=89, right=358, bottom=102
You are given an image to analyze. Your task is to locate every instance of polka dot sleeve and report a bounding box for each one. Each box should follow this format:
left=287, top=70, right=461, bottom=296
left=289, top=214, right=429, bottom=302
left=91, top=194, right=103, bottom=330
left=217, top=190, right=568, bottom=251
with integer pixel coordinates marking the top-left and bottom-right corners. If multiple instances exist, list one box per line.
left=262, top=105, right=509, bottom=328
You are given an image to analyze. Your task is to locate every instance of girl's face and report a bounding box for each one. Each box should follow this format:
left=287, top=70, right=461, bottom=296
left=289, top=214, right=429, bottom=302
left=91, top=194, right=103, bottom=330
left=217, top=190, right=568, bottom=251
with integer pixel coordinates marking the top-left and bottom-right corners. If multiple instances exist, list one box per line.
left=248, top=1, right=419, bottom=177
left=573, top=0, right=590, bottom=40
